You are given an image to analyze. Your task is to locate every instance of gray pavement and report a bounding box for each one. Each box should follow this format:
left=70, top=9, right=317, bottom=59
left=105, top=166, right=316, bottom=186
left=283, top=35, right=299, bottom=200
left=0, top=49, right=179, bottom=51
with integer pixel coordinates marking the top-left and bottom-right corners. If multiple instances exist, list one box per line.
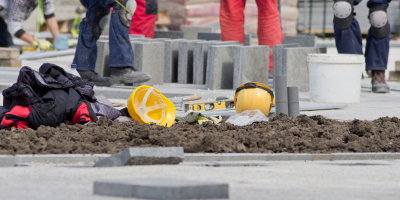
left=1, top=159, right=400, bottom=200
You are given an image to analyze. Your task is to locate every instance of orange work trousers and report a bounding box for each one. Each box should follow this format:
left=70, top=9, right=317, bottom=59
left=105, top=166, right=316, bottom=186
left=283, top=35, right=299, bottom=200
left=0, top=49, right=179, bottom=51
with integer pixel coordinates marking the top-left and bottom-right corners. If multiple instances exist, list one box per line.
left=220, top=0, right=284, bottom=71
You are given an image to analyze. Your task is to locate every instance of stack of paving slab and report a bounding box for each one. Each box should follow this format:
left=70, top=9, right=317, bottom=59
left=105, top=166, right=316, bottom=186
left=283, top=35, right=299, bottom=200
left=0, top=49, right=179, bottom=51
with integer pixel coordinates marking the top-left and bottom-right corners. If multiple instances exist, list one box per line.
left=389, top=61, right=400, bottom=81
left=95, top=32, right=324, bottom=91
left=0, top=48, right=21, bottom=68
left=159, top=0, right=258, bottom=33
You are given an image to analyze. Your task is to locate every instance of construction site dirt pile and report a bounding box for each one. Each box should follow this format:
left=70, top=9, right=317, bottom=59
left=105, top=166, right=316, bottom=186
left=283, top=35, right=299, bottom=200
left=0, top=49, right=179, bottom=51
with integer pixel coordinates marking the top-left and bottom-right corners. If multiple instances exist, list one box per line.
left=1, top=114, right=400, bottom=155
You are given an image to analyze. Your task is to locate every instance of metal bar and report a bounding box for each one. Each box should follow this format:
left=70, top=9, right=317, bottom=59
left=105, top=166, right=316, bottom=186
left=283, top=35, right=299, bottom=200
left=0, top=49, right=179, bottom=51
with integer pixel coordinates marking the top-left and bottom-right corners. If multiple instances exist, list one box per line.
left=322, top=0, right=327, bottom=39
left=308, top=0, right=313, bottom=34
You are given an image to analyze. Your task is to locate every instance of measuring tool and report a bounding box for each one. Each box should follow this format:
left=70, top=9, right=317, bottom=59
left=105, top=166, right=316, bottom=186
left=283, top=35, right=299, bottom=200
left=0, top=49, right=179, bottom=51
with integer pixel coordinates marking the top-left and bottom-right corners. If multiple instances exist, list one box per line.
left=184, top=98, right=235, bottom=112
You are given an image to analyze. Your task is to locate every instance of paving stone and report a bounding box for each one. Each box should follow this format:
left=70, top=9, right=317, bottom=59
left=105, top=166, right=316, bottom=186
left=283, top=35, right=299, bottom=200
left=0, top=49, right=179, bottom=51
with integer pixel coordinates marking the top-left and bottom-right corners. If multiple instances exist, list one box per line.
left=272, top=43, right=301, bottom=87
left=94, top=147, right=184, bottom=167
left=94, top=40, right=110, bottom=77
left=193, top=41, right=239, bottom=85
left=0, top=59, right=21, bottom=68
left=132, top=42, right=165, bottom=86
left=198, top=32, right=252, bottom=46
left=99, top=35, right=145, bottom=41
left=206, top=45, right=238, bottom=90
left=282, top=47, right=327, bottom=92
left=233, top=46, right=269, bottom=89
left=0, top=48, right=19, bottom=59
left=178, top=40, right=202, bottom=84
left=180, top=25, right=213, bottom=40
left=153, top=30, right=184, bottom=39
left=282, top=35, right=317, bottom=47
left=164, top=39, right=186, bottom=83
left=93, top=178, right=229, bottom=199
left=389, top=71, right=400, bottom=81
left=395, top=60, right=400, bottom=71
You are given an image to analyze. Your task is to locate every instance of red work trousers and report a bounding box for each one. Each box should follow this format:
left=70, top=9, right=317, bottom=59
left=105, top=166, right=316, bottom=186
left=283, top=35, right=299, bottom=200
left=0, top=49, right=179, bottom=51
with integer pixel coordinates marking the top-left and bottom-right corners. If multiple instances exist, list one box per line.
left=220, top=0, right=284, bottom=71
left=129, top=0, right=158, bottom=38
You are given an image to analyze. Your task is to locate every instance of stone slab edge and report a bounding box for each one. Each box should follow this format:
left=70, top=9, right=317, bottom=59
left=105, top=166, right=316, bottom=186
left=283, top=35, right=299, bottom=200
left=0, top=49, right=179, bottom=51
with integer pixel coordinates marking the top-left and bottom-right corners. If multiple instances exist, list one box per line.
left=2, top=153, right=400, bottom=167
left=183, top=153, right=400, bottom=162
left=0, top=154, right=110, bottom=167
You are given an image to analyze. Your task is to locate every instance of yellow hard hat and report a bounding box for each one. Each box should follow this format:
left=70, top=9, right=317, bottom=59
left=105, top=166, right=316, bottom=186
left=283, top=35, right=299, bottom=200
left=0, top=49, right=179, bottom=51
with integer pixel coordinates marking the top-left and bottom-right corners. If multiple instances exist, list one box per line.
left=234, top=82, right=274, bottom=116
left=127, top=86, right=176, bottom=127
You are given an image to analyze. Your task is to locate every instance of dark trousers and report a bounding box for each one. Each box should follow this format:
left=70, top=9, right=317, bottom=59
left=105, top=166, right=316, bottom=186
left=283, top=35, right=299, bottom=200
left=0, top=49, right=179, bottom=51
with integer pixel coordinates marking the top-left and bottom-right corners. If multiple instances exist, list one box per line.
left=73, top=0, right=134, bottom=71
left=0, top=17, right=14, bottom=47
left=334, top=0, right=391, bottom=71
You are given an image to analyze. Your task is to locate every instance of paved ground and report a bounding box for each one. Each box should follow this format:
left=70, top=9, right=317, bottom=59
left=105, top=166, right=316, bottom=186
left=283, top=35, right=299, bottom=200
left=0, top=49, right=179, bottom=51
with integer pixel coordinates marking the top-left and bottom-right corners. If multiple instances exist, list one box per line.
left=1, top=42, right=400, bottom=200
left=0, top=159, right=399, bottom=200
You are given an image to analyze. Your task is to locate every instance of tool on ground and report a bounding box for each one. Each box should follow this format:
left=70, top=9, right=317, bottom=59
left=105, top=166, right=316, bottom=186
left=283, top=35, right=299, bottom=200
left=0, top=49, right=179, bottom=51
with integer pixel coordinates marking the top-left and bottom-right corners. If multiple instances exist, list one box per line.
left=180, top=95, right=202, bottom=109
left=127, top=86, right=176, bottom=127
left=234, top=82, right=274, bottom=117
left=184, top=97, right=235, bottom=112
left=175, top=112, right=222, bottom=124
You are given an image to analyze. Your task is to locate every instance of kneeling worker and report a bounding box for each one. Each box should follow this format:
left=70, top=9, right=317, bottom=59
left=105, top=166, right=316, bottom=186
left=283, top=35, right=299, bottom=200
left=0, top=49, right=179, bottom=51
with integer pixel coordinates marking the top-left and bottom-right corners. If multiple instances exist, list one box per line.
left=73, top=0, right=151, bottom=86
left=0, top=0, right=59, bottom=50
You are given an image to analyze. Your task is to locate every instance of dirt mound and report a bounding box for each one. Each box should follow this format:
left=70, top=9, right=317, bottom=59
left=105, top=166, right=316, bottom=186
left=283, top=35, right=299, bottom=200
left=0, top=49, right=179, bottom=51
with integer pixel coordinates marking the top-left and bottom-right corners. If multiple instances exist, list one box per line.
left=1, top=114, right=400, bottom=155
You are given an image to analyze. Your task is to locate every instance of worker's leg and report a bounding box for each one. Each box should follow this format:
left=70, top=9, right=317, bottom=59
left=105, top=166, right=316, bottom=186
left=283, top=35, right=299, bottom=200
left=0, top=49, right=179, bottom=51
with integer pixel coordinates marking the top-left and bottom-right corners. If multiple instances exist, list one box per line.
left=72, top=11, right=99, bottom=71
left=365, top=0, right=390, bottom=93
left=108, top=3, right=134, bottom=68
left=0, top=17, right=14, bottom=47
left=73, top=0, right=112, bottom=86
left=256, top=0, right=284, bottom=71
left=333, top=0, right=363, bottom=55
left=220, top=0, right=246, bottom=43
left=130, top=0, right=158, bottom=38
left=109, top=1, right=151, bottom=84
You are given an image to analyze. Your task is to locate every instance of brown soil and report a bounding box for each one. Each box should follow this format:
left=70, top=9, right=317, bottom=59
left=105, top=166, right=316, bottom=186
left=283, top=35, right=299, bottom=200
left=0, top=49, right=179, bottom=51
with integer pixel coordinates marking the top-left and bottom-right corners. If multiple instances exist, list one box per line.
left=1, top=114, right=400, bottom=155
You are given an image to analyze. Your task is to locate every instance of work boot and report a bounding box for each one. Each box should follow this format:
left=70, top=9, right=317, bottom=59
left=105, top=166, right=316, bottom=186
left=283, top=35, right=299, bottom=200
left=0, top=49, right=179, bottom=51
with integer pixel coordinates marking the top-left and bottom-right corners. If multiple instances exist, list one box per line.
left=77, top=70, right=112, bottom=87
left=110, top=67, right=151, bottom=85
left=371, top=70, right=390, bottom=93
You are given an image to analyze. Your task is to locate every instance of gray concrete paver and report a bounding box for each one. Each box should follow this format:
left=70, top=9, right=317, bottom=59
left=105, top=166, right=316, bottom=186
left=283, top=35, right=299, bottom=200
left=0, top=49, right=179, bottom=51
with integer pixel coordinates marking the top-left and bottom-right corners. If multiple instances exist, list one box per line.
left=0, top=160, right=400, bottom=200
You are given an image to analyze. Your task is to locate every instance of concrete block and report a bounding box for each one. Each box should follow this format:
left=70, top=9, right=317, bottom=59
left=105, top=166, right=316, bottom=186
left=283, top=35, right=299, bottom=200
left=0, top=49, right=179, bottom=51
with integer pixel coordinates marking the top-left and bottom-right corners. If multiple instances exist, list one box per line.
left=272, top=43, right=301, bottom=80
left=282, top=36, right=317, bottom=47
left=206, top=45, right=237, bottom=90
left=180, top=25, right=213, bottom=40
left=177, top=40, right=202, bottom=84
left=193, top=41, right=239, bottom=85
left=94, top=40, right=110, bottom=77
left=93, top=178, right=229, bottom=199
left=94, top=147, right=184, bottom=167
left=153, top=30, right=184, bottom=39
left=389, top=71, right=400, bottom=81
left=129, top=34, right=145, bottom=39
left=282, top=47, right=327, bottom=92
left=198, top=32, right=252, bottom=46
left=99, top=35, right=145, bottom=41
left=164, top=39, right=186, bottom=83
left=133, top=42, right=165, bottom=86
left=233, top=46, right=269, bottom=89
left=0, top=59, right=21, bottom=68
left=395, top=61, right=400, bottom=71
left=0, top=48, right=19, bottom=59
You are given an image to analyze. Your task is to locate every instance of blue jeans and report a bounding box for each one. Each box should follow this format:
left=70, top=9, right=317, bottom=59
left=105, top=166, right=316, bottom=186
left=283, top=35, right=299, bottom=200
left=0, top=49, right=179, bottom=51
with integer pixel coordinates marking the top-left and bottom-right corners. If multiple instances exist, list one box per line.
left=334, top=0, right=391, bottom=71
left=73, top=0, right=134, bottom=71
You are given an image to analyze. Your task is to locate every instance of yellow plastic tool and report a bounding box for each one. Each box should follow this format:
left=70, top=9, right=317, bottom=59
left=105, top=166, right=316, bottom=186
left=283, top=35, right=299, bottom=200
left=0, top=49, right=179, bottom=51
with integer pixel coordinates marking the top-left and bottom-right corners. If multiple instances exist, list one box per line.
left=127, top=86, right=176, bottom=127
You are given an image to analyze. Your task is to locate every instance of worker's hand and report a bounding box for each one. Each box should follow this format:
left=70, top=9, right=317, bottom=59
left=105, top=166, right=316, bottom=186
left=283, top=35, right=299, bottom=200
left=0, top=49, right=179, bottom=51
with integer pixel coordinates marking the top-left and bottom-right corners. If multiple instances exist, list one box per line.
left=32, top=40, right=53, bottom=51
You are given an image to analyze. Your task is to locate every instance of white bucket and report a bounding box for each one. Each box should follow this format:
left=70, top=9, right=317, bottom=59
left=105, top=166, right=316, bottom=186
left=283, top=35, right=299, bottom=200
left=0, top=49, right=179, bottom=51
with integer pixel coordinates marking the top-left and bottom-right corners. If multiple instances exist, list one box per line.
left=307, top=54, right=364, bottom=103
